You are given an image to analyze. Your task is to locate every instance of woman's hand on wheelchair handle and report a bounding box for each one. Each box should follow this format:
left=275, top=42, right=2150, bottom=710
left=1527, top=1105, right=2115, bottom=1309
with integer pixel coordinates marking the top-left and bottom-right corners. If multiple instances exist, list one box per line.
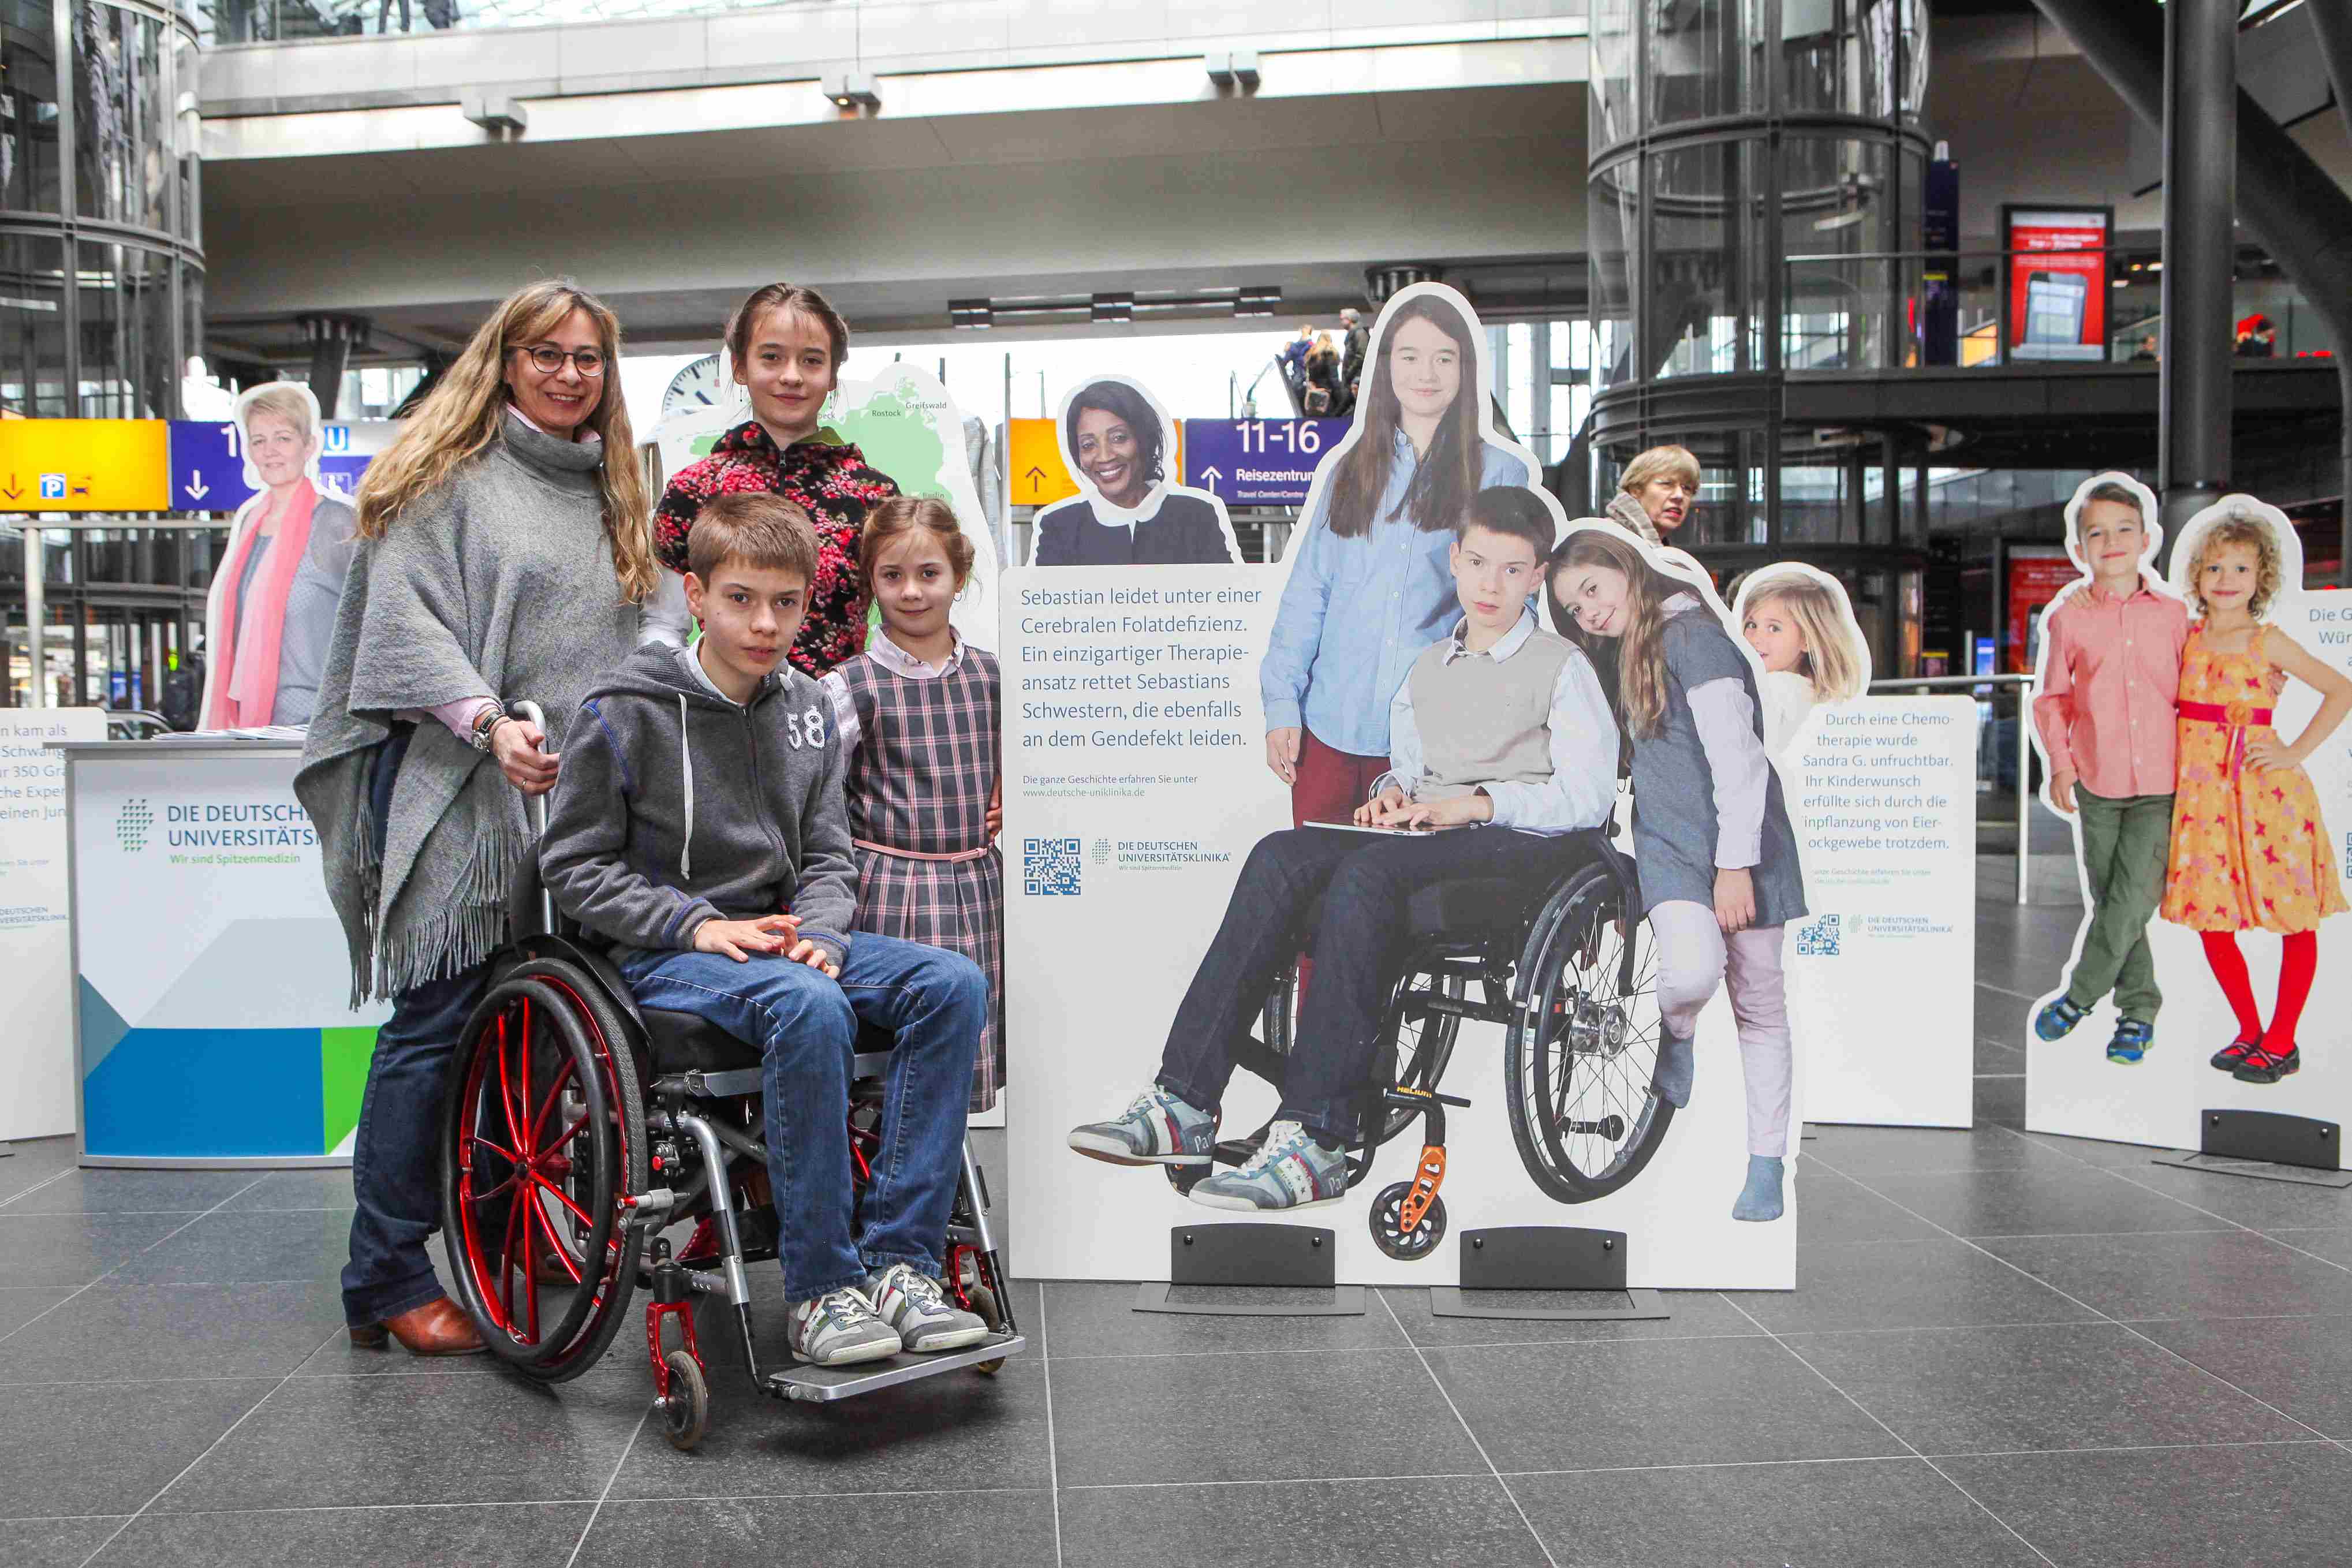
left=693, top=913, right=800, bottom=963
left=1713, top=867, right=1756, bottom=934
left=493, top=718, right=561, bottom=796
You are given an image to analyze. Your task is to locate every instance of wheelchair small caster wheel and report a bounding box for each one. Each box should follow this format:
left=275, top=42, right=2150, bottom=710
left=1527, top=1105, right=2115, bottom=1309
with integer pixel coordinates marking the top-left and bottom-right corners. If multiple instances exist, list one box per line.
left=1164, top=1163, right=1207, bottom=1197
left=1369, top=1182, right=1446, bottom=1261
left=968, top=1283, right=1006, bottom=1375
left=657, top=1349, right=708, bottom=1451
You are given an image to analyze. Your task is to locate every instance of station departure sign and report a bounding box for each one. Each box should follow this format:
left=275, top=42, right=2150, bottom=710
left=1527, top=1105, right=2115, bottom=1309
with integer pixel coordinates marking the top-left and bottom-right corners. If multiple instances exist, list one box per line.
left=0, top=418, right=393, bottom=514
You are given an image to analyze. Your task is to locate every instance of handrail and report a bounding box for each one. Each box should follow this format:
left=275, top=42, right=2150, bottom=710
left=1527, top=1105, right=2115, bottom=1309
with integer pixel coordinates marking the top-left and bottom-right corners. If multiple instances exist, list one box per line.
left=1869, top=673, right=2036, bottom=904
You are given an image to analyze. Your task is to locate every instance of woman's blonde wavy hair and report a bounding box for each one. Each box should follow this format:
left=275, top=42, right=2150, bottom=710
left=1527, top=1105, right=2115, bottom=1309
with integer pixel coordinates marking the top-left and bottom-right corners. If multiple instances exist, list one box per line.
left=2185, top=506, right=2285, bottom=621
left=355, top=279, right=656, bottom=602
left=1739, top=569, right=1868, bottom=701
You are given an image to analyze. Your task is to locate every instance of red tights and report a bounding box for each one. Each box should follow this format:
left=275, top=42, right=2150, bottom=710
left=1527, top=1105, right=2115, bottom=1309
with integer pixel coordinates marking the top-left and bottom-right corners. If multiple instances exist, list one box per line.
left=2198, top=930, right=2319, bottom=1054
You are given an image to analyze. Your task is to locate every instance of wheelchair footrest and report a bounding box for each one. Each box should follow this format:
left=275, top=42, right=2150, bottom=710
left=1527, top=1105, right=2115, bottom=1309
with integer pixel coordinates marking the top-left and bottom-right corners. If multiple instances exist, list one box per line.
left=760, top=1334, right=1024, bottom=1403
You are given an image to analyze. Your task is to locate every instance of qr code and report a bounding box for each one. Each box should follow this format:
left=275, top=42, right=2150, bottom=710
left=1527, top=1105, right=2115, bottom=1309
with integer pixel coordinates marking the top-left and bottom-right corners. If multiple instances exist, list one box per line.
left=1024, top=837, right=1082, bottom=897
left=1796, top=913, right=1841, bottom=957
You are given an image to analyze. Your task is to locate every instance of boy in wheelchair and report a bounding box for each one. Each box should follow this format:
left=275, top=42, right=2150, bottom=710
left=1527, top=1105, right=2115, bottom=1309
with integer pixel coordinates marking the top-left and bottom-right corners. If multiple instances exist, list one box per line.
left=1068, top=487, right=1618, bottom=1209
left=542, top=493, right=992, bottom=1368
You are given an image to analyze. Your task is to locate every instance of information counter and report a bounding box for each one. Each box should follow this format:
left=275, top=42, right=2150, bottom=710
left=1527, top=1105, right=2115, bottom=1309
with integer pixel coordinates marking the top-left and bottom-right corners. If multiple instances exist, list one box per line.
left=54, top=736, right=389, bottom=1167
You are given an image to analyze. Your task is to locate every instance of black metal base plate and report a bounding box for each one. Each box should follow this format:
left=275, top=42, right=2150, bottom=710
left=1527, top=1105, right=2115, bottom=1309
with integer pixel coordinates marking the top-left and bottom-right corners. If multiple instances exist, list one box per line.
left=2150, top=1152, right=2352, bottom=1189
left=1133, top=1282, right=1368, bottom=1317
left=1428, top=1286, right=1671, bottom=1322
left=1460, top=1226, right=1627, bottom=1292
left=2195, top=1108, right=2342, bottom=1174
left=1131, top=1223, right=1365, bottom=1316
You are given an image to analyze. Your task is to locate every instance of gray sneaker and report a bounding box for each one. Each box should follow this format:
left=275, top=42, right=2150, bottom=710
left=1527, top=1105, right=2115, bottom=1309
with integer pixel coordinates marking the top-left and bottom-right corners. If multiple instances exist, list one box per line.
left=1188, top=1120, right=1349, bottom=1212
left=787, top=1286, right=901, bottom=1367
left=866, top=1262, right=992, bottom=1353
left=1068, top=1085, right=1218, bottom=1166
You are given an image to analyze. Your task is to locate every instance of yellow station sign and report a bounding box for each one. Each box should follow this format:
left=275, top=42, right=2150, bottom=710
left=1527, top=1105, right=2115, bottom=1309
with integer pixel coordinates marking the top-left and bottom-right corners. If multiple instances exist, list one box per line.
left=0, top=420, right=170, bottom=512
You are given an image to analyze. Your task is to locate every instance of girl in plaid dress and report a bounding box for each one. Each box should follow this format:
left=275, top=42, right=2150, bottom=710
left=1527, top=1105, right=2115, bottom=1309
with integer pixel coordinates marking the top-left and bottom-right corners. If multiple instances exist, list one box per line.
left=819, top=498, right=1005, bottom=1110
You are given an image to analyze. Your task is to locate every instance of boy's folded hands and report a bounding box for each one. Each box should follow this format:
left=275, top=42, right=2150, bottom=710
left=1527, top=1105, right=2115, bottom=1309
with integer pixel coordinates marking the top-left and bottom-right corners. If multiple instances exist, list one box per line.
left=693, top=913, right=801, bottom=964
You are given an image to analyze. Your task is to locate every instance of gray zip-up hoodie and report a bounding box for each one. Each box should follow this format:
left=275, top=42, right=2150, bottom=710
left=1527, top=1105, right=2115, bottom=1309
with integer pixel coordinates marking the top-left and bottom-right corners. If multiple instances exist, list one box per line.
left=540, top=642, right=857, bottom=966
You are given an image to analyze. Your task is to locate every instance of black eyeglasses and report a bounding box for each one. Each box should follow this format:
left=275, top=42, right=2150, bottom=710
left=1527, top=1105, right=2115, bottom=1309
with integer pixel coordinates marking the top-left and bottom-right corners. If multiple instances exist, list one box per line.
left=514, top=344, right=606, bottom=376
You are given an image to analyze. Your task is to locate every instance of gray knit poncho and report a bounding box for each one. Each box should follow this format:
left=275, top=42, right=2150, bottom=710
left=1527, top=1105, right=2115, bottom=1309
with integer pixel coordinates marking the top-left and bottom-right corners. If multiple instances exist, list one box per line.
left=297, top=413, right=640, bottom=1001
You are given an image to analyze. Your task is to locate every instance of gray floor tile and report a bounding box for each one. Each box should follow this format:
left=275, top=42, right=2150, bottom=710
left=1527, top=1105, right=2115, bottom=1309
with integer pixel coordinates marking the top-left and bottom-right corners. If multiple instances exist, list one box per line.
left=2267, top=1227, right=2352, bottom=1267
left=1375, top=1286, right=1764, bottom=1349
left=1062, top=1476, right=1551, bottom=1567
left=2134, top=1313, right=2352, bottom=1438
left=579, top=1492, right=1054, bottom=1568
left=1041, top=1279, right=1408, bottom=1358
left=0, top=1170, right=261, bottom=1216
left=1975, top=1073, right=2026, bottom=1128
left=0, top=1286, right=78, bottom=1338
left=0, top=1283, right=345, bottom=1386
left=1424, top=1335, right=1906, bottom=1473
left=1792, top=1166, right=1944, bottom=1245
left=1852, top=1165, right=2225, bottom=1238
left=2018, top=1132, right=2189, bottom=1170
left=608, top=1353, right=1048, bottom=1500
left=0, top=1379, right=276, bottom=1519
left=0, top=1515, right=130, bottom=1568
left=1978, top=1229, right=2352, bottom=1321
left=88, top=1503, right=593, bottom=1567
left=1802, top=1124, right=2069, bottom=1176
left=215, top=1170, right=359, bottom=1213
left=1511, top=1457, right=2047, bottom=1568
left=0, top=1212, right=199, bottom=1287
left=104, top=1209, right=356, bottom=1285
left=1050, top=1346, right=1484, bottom=1488
left=0, top=1137, right=81, bottom=1206
left=1729, top=1238, right=2098, bottom=1332
left=1780, top=1321, right=2310, bottom=1454
left=1938, top=1441, right=2352, bottom=1567
left=150, top=1364, right=649, bottom=1513
left=2111, top=1162, right=2352, bottom=1233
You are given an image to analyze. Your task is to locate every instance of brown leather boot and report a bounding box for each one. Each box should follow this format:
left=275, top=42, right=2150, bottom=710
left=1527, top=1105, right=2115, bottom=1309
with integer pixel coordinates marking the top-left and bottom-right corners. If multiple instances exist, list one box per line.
left=349, top=1296, right=487, bottom=1357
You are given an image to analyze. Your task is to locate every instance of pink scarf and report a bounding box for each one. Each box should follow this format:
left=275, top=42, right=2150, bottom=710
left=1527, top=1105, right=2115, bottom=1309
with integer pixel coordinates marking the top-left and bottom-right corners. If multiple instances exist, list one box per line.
left=206, top=479, right=319, bottom=729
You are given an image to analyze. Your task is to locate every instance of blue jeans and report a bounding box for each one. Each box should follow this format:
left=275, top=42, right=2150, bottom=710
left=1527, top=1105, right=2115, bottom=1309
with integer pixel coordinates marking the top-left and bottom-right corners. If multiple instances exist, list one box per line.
left=344, top=722, right=492, bottom=1326
left=615, top=935, right=984, bottom=1303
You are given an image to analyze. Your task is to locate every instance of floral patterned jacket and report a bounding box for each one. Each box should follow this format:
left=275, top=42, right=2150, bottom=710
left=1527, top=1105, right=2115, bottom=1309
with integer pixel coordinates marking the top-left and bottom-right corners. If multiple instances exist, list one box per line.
left=652, top=420, right=902, bottom=676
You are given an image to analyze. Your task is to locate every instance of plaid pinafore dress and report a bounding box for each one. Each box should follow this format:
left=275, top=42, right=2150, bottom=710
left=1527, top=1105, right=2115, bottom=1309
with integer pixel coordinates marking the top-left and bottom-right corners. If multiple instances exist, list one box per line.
left=834, top=648, right=1004, bottom=1110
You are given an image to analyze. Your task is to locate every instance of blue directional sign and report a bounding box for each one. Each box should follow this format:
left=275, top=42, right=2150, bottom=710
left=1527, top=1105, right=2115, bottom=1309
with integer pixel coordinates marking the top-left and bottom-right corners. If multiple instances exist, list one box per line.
left=1181, top=418, right=1351, bottom=507
left=168, top=420, right=371, bottom=512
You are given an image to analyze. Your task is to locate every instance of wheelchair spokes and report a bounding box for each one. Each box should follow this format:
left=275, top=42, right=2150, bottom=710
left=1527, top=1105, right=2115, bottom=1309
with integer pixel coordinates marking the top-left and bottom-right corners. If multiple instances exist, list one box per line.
left=1504, top=862, right=1677, bottom=1204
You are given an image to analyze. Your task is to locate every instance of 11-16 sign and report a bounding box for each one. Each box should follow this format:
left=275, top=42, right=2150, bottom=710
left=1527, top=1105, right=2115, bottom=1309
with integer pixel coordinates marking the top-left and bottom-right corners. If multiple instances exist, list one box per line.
left=1182, top=418, right=1349, bottom=507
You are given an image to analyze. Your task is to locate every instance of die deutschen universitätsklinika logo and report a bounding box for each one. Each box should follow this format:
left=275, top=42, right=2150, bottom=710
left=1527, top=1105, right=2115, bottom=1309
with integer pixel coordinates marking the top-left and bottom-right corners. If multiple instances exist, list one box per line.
left=115, top=797, right=154, bottom=853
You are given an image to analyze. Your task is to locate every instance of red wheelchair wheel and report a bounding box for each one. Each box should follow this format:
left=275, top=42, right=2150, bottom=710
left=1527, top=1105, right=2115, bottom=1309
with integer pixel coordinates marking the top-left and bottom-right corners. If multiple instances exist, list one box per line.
left=440, top=962, right=645, bottom=1380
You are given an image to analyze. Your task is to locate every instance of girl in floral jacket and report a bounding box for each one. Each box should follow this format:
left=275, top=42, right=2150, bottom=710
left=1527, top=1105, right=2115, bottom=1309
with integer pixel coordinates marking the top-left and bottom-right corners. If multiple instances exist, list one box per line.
left=647, top=283, right=901, bottom=675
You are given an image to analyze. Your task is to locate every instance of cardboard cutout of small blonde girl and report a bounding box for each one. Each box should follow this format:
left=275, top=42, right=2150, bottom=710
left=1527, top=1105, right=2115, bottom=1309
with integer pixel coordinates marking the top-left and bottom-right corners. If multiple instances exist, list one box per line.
left=199, top=381, right=359, bottom=730
left=1545, top=522, right=1807, bottom=1223
left=1730, top=565, right=1872, bottom=758
left=2024, top=473, right=2186, bottom=1065
left=1029, top=374, right=1240, bottom=568
left=2157, top=496, right=2352, bottom=1082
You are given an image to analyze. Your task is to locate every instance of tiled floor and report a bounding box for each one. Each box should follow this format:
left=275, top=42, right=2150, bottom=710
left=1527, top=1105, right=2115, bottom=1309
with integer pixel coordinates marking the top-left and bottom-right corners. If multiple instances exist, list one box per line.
left=5, top=883, right=2348, bottom=1567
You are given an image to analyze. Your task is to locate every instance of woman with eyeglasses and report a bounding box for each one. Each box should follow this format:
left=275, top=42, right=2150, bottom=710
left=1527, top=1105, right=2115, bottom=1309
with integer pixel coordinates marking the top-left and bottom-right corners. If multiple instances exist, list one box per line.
left=296, top=279, right=657, bottom=1357
left=644, top=282, right=902, bottom=674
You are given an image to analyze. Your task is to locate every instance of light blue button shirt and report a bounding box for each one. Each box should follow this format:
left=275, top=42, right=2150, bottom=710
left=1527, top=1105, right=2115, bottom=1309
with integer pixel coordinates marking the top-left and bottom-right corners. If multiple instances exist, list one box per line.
left=1260, top=432, right=1532, bottom=757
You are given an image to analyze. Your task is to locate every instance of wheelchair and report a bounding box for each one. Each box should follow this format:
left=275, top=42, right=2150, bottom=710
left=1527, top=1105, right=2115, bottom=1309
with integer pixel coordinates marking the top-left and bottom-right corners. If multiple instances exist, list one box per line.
left=433, top=708, right=1022, bottom=1451
left=1166, top=826, right=1671, bottom=1260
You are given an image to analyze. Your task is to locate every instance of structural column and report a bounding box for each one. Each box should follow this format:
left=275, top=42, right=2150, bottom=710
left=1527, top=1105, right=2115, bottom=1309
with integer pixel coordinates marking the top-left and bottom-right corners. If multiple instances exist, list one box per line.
left=23, top=526, right=44, bottom=707
left=2157, top=0, right=2237, bottom=543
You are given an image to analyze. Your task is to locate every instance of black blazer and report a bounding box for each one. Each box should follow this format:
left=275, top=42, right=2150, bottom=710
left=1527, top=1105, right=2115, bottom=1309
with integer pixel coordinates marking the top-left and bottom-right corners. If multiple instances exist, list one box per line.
left=1032, top=491, right=1235, bottom=566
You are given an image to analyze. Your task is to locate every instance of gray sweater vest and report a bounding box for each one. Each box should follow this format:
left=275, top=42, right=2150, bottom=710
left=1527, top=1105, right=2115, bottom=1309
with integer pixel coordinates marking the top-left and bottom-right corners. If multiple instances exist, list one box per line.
left=1406, top=629, right=1575, bottom=802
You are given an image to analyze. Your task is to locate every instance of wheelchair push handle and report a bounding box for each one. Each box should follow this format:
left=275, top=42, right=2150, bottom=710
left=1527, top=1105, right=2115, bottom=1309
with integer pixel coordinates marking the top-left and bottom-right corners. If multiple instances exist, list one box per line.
left=508, top=699, right=555, bottom=938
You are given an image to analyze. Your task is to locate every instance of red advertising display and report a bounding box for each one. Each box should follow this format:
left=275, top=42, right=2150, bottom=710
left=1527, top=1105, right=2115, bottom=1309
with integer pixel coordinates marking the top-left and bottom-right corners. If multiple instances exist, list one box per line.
left=2005, top=546, right=2080, bottom=675
left=2004, top=205, right=2110, bottom=362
